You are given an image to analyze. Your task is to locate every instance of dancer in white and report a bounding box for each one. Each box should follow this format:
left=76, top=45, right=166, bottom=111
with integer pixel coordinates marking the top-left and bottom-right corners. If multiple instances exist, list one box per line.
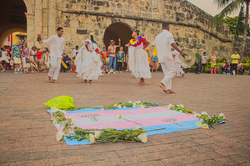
left=74, top=33, right=103, bottom=83
left=153, top=23, right=186, bottom=94
left=171, top=43, right=185, bottom=78
left=40, top=27, right=65, bottom=83
left=125, top=30, right=151, bottom=85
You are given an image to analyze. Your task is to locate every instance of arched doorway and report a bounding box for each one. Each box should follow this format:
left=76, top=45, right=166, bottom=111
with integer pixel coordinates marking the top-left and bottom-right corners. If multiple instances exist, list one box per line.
left=103, top=22, right=133, bottom=54
left=0, top=0, right=27, bottom=47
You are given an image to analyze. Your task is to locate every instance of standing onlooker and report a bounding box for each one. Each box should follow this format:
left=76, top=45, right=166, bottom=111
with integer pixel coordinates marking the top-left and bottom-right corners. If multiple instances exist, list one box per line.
left=108, top=39, right=121, bottom=74
left=227, top=62, right=231, bottom=75
left=29, top=46, right=38, bottom=72
left=0, top=47, right=9, bottom=71
left=231, top=51, right=240, bottom=75
left=116, top=47, right=125, bottom=73
left=36, top=48, right=42, bottom=71
left=210, top=52, right=217, bottom=74
left=21, top=44, right=30, bottom=73
left=220, top=60, right=227, bottom=74
left=72, top=45, right=79, bottom=57
left=171, top=43, right=184, bottom=77
left=44, top=47, right=50, bottom=72
left=195, top=48, right=201, bottom=74
left=11, top=40, right=22, bottom=73
left=200, top=52, right=208, bottom=73
left=237, top=60, right=244, bottom=75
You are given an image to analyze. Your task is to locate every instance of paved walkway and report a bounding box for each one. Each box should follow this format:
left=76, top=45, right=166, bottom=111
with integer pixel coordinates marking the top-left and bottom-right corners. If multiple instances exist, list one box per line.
left=0, top=70, right=250, bottom=166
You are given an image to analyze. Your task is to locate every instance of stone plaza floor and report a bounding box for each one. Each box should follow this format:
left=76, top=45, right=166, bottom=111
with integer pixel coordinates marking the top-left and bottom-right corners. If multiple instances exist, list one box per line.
left=0, top=70, right=250, bottom=166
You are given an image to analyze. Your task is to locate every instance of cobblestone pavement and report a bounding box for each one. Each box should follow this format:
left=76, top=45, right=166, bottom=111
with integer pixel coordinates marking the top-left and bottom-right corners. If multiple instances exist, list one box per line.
left=0, top=70, right=250, bottom=166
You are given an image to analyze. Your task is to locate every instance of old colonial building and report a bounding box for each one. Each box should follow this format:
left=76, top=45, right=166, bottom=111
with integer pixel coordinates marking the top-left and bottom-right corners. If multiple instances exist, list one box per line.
left=1, top=0, right=249, bottom=58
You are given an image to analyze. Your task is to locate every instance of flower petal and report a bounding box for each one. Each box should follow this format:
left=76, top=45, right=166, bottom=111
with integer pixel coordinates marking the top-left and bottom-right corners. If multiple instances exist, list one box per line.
left=115, top=115, right=122, bottom=119
left=167, top=104, right=173, bottom=110
left=132, top=102, right=137, bottom=108
left=137, top=133, right=147, bottom=143
left=51, top=106, right=59, bottom=113
left=118, top=105, right=122, bottom=109
left=219, top=113, right=225, bottom=119
left=56, top=131, right=64, bottom=141
left=201, top=124, right=209, bottom=129
left=201, top=111, right=208, bottom=115
left=196, top=121, right=202, bottom=127
left=123, top=106, right=126, bottom=109
left=135, top=125, right=142, bottom=130
left=94, top=131, right=101, bottom=139
left=89, top=134, right=96, bottom=144
left=129, top=100, right=133, bottom=103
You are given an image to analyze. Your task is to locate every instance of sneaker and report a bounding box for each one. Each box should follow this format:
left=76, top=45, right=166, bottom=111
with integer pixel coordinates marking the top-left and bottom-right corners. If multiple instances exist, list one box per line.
left=113, top=72, right=116, bottom=74
left=108, top=72, right=110, bottom=74
left=120, top=71, right=122, bottom=73
left=1, top=69, right=5, bottom=72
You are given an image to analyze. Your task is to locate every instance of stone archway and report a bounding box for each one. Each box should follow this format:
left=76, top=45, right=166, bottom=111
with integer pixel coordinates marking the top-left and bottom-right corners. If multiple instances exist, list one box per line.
left=0, top=0, right=27, bottom=47
left=103, top=22, right=133, bottom=54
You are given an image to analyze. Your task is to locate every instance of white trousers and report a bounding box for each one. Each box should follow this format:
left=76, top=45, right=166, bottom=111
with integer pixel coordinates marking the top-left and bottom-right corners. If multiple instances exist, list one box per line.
left=161, top=60, right=177, bottom=90
left=175, top=63, right=184, bottom=77
left=48, top=57, right=61, bottom=80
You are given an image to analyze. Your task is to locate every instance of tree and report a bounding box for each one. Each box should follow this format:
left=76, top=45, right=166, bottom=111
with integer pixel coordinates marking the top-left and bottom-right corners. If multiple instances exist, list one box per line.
left=222, top=16, right=250, bottom=36
left=213, top=0, right=250, bottom=58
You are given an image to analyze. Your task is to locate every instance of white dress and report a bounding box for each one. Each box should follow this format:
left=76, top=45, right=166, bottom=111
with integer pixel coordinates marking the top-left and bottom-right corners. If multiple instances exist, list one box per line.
left=129, top=38, right=151, bottom=79
left=0, top=51, right=9, bottom=63
left=75, top=39, right=103, bottom=80
left=44, top=52, right=51, bottom=68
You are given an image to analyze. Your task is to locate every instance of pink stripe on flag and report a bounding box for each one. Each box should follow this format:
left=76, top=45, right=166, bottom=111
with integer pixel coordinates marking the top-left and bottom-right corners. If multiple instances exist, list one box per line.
left=72, top=114, right=198, bottom=130
left=64, top=106, right=171, bottom=119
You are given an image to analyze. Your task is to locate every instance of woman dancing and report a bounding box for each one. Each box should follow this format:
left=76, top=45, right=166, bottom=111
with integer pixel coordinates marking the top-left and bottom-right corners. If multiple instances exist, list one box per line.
left=75, top=33, right=103, bottom=83
left=126, top=30, right=151, bottom=85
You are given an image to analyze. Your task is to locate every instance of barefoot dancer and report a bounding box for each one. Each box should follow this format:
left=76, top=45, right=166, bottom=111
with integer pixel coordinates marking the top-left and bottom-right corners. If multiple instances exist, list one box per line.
left=125, top=30, right=151, bottom=85
left=153, top=23, right=186, bottom=94
left=39, top=27, right=65, bottom=83
left=74, top=33, right=103, bottom=83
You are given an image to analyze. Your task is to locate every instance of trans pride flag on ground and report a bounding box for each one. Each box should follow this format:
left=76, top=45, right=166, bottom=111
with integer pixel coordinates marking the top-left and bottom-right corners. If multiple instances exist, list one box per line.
left=48, top=105, right=201, bottom=145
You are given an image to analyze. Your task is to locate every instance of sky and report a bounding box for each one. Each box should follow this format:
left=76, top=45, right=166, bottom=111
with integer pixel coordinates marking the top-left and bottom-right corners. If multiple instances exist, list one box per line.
left=187, top=0, right=240, bottom=17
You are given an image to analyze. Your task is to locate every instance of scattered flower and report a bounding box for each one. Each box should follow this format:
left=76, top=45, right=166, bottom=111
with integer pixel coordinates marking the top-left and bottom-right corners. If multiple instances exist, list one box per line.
left=137, top=133, right=148, bottom=143
left=89, top=134, right=96, bottom=144
left=68, top=116, right=74, bottom=121
left=199, top=119, right=204, bottom=123
left=201, top=124, right=209, bottom=129
left=94, top=131, right=101, bottom=139
left=167, top=104, right=173, bottom=109
left=140, top=105, right=145, bottom=109
left=56, top=131, right=64, bottom=141
left=51, top=106, right=59, bottom=113
left=118, top=105, right=122, bottom=109
left=114, top=104, right=117, bottom=107
left=201, top=112, right=208, bottom=115
left=129, top=100, right=133, bottom=103
left=219, top=113, right=225, bottom=119
left=115, top=115, right=122, bottom=119
left=194, top=113, right=201, bottom=117
left=132, top=102, right=137, bottom=108
left=177, top=104, right=184, bottom=108
left=196, top=121, right=202, bottom=127
left=135, top=125, right=142, bottom=130
left=136, top=101, right=142, bottom=104
left=101, top=108, right=104, bottom=111
left=123, top=106, right=126, bottom=109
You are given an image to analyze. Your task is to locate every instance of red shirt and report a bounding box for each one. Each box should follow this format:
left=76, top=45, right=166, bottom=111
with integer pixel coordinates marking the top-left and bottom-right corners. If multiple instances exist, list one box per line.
left=37, top=52, right=42, bottom=59
left=101, top=52, right=108, bottom=59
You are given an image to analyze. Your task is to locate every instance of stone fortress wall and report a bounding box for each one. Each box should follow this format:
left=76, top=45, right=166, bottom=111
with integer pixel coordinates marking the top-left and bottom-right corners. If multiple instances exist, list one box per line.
left=22, top=0, right=249, bottom=59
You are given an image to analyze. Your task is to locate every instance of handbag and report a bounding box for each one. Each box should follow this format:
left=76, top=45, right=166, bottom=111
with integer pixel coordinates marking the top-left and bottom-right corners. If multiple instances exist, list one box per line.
left=26, top=57, right=30, bottom=63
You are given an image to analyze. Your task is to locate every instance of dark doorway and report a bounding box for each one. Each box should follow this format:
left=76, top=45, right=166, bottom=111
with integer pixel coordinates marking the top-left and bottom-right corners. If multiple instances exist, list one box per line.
left=103, top=22, right=133, bottom=55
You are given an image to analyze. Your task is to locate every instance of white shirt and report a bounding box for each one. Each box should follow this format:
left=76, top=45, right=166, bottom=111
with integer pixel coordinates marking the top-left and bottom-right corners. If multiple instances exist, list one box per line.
left=201, top=55, right=208, bottom=64
left=41, top=35, right=65, bottom=58
left=171, top=49, right=182, bottom=63
left=72, top=48, right=79, bottom=57
left=153, top=30, right=175, bottom=63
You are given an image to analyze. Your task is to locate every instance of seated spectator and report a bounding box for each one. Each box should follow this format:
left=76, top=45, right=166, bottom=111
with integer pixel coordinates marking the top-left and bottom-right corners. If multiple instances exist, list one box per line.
left=61, top=55, right=71, bottom=72
left=237, top=60, right=244, bottom=75
left=220, top=60, right=227, bottom=74
left=0, top=47, right=9, bottom=70
left=227, top=62, right=231, bottom=75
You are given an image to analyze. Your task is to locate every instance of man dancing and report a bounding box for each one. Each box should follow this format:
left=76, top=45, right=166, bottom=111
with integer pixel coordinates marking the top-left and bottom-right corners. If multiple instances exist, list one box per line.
left=153, top=23, right=186, bottom=94
left=108, top=38, right=121, bottom=74
left=39, top=27, right=65, bottom=83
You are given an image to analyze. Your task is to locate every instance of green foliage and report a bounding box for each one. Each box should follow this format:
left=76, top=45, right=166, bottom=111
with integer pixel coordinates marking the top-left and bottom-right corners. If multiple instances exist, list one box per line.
left=222, top=16, right=250, bottom=36
left=197, top=114, right=226, bottom=128
left=52, top=111, right=66, bottom=124
left=170, top=105, right=193, bottom=114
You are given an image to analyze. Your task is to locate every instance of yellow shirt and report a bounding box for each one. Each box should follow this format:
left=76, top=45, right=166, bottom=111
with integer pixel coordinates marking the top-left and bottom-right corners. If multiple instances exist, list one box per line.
left=231, top=54, right=240, bottom=64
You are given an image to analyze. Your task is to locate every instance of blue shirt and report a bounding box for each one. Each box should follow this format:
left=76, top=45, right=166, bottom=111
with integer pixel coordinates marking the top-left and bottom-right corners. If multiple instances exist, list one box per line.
left=11, top=44, right=20, bottom=58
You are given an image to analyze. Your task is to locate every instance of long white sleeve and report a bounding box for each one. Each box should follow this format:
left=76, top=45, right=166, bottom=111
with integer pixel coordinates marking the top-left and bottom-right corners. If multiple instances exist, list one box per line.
left=41, top=36, right=54, bottom=45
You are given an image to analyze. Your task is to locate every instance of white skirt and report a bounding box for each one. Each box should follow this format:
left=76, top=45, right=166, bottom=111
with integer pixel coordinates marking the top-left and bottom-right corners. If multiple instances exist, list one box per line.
left=130, top=48, right=151, bottom=79
left=0, top=52, right=9, bottom=63
left=75, top=48, right=103, bottom=80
